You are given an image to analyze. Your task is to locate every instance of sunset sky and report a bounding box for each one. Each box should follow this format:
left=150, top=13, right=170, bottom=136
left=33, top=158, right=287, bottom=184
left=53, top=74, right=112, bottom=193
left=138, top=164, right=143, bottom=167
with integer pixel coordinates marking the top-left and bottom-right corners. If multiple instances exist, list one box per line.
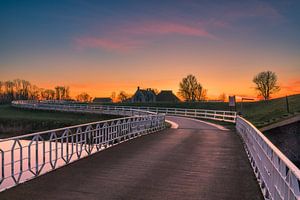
left=1, top=0, right=300, bottom=99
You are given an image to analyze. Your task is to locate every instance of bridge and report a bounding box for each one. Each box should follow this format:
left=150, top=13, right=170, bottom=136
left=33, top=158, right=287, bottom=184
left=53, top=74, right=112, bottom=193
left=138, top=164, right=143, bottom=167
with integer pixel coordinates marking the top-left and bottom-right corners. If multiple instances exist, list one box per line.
left=0, top=101, right=299, bottom=200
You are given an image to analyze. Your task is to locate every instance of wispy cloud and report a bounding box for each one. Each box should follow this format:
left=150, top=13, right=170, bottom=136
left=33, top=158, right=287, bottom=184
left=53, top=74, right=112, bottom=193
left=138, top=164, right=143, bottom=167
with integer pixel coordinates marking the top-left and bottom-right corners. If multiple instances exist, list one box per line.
left=74, top=21, right=216, bottom=52
left=125, top=21, right=216, bottom=39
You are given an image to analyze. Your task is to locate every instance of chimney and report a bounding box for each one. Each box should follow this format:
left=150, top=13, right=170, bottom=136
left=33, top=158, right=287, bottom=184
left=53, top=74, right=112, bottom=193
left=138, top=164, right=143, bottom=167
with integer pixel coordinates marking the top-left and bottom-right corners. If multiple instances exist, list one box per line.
left=137, top=86, right=140, bottom=90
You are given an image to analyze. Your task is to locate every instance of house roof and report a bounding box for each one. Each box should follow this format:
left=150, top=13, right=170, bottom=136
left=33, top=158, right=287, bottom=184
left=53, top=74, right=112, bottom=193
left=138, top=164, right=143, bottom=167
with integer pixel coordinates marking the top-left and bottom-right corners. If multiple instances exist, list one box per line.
left=156, top=90, right=179, bottom=102
left=93, top=97, right=112, bottom=102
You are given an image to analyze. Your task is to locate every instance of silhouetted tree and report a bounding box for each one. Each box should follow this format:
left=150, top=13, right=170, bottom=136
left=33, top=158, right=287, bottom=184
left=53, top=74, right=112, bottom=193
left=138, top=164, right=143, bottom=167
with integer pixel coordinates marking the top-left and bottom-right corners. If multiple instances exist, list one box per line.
left=29, top=85, right=40, bottom=100
left=76, top=92, right=92, bottom=102
left=111, top=91, right=116, bottom=102
left=4, top=81, right=14, bottom=101
left=54, top=86, right=70, bottom=100
left=118, top=91, right=130, bottom=102
left=41, top=89, right=55, bottom=100
left=253, top=71, right=280, bottom=100
left=0, top=79, right=73, bottom=102
left=179, top=74, right=206, bottom=101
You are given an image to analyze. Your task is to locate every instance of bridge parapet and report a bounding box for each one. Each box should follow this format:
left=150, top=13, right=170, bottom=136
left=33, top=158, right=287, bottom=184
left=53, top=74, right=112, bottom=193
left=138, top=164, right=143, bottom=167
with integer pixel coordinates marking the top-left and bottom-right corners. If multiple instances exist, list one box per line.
left=0, top=100, right=165, bottom=191
left=13, top=100, right=237, bottom=122
left=236, top=116, right=300, bottom=200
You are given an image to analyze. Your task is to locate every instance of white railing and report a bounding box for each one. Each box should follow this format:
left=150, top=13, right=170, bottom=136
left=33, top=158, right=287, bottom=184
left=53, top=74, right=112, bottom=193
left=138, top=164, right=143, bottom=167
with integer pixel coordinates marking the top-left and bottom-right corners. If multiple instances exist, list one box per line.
left=0, top=100, right=165, bottom=191
left=236, top=116, right=300, bottom=200
left=108, top=106, right=236, bottom=123
left=13, top=100, right=237, bottom=123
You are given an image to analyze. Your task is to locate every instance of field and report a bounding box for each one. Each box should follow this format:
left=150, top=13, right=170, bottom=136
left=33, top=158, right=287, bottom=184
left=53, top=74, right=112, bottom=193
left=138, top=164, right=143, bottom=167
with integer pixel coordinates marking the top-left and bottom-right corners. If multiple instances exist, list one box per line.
left=0, top=104, right=120, bottom=138
left=236, top=94, right=300, bottom=128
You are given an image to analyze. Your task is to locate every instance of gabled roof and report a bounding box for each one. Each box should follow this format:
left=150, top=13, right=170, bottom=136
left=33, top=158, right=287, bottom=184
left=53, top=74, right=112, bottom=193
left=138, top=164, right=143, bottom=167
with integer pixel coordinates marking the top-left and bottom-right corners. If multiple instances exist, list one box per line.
left=93, top=97, right=112, bottom=102
left=156, top=90, right=179, bottom=102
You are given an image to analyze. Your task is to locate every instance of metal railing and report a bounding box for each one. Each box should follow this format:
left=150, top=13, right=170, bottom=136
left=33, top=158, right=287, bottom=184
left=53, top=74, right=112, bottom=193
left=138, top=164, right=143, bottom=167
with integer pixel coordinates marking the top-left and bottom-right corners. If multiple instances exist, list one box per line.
left=236, top=116, right=300, bottom=200
left=0, top=101, right=165, bottom=191
left=13, top=100, right=237, bottom=123
left=125, top=106, right=237, bottom=123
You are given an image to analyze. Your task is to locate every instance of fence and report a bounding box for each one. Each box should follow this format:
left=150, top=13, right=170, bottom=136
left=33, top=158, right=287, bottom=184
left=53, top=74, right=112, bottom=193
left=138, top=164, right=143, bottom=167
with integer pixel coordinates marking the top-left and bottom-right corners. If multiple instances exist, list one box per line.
left=0, top=101, right=165, bottom=191
left=236, top=116, right=300, bottom=200
left=13, top=101, right=236, bottom=123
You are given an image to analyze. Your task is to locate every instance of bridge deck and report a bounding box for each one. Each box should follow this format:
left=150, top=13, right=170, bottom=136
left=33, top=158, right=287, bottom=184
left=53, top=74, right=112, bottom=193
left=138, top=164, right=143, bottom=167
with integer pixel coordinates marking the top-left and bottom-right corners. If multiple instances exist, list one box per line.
left=0, top=116, right=263, bottom=200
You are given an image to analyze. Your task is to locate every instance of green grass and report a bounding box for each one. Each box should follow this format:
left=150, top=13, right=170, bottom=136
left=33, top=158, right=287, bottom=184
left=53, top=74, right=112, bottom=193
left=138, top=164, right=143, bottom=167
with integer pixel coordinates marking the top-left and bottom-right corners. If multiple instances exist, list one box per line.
left=0, top=104, right=121, bottom=138
left=237, top=94, right=300, bottom=128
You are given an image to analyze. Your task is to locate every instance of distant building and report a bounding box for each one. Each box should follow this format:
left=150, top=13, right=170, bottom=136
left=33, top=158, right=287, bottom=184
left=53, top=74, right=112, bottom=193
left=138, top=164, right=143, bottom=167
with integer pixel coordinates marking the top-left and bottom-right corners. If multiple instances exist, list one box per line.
left=156, top=90, right=180, bottom=102
left=93, top=97, right=112, bottom=103
left=131, top=87, right=156, bottom=103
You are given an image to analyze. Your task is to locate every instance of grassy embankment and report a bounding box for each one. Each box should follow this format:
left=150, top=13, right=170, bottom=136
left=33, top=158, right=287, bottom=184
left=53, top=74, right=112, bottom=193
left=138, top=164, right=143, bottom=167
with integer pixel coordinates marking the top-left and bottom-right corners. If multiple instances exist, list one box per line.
left=0, top=104, right=120, bottom=138
left=236, top=94, right=300, bottom=128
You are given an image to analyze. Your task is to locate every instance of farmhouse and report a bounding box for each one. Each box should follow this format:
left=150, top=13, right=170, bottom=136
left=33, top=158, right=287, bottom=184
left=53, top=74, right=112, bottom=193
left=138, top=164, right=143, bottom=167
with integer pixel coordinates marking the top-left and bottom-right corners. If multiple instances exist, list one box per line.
left=131, top=87, right=179, bottom=103
left=131, top=87, right=156, bottom=103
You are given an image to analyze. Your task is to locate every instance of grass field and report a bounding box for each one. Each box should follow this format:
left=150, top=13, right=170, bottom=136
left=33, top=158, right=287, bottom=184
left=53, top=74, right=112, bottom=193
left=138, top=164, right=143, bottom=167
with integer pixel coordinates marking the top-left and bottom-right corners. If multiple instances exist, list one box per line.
left=0, top=104, right=120, bottom=138
left=238, top=94, right=300, bottom=128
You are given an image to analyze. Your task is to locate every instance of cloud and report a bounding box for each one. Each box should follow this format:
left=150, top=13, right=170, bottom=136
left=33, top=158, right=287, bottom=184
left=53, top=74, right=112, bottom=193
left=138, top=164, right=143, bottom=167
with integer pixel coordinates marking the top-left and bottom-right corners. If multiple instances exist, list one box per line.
left=125, top=21, right=216, bottom=39
left=74, top=21, right=216, bottom=52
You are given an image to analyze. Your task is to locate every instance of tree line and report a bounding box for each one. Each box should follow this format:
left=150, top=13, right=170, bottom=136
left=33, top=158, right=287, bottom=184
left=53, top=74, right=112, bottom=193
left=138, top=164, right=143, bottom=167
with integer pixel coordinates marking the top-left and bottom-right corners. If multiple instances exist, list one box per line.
left=0, top=79, right=71, bottom=103
left=1, top=71, right=280, bottom=103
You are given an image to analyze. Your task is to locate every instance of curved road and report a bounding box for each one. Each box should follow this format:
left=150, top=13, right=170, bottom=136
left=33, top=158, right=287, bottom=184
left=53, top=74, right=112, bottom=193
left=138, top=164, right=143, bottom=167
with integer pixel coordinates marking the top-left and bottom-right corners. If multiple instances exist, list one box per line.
left=0, top=116, right=263, bottom=200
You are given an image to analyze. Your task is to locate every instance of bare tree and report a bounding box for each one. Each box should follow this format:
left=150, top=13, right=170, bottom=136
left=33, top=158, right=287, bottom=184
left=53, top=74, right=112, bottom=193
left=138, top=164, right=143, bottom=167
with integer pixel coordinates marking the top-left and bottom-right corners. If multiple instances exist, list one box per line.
left=29, top=85, right=40, bottom=100
left=41, top=89, right=55, bottom=100
left=253, top=71, right=280, bottom=100
left=195, top=83, right=204, bottom=101
left=0, top=79, right=72, bottom=102
left=54, top=86, right=70, bottom=100
left=179, top=74, right=205, bottom=101
left=76, top=92, right=92, bottom=102
left=111, top=91, right=116, bottom=102
left=118, top=91, right=130, bottom=102
left=4, top=81, right=14, bottom=101
left=55, top=86, right=61, bottom=100
left=63, top=86, right=70, bottom=100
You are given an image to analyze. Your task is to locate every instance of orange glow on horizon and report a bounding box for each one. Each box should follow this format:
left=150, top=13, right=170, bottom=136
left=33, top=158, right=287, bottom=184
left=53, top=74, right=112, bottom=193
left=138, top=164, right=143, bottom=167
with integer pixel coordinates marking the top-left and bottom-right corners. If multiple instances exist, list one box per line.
left=36, top=78, right=300, bottom=101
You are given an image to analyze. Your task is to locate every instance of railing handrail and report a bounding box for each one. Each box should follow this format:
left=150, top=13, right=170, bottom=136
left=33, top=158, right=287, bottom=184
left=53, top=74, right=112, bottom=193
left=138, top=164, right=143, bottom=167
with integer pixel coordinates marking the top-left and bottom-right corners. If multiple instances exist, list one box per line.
left=12, top=100, right=237, bottom=123
left=236, top=116, right=300, bottom=200
left=238, top=116, right=300, bottom=179
left=0, top=115, right=135, bottom=143
left=0, top=100, right=166, bottom=191
left=32, top=100, right=236, bottom=114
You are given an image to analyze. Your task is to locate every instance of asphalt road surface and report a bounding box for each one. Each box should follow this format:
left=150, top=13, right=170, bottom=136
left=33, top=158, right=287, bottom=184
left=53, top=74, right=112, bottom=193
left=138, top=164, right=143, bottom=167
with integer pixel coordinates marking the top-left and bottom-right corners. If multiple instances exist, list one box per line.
left=0, top=116, right=263, bottom=200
